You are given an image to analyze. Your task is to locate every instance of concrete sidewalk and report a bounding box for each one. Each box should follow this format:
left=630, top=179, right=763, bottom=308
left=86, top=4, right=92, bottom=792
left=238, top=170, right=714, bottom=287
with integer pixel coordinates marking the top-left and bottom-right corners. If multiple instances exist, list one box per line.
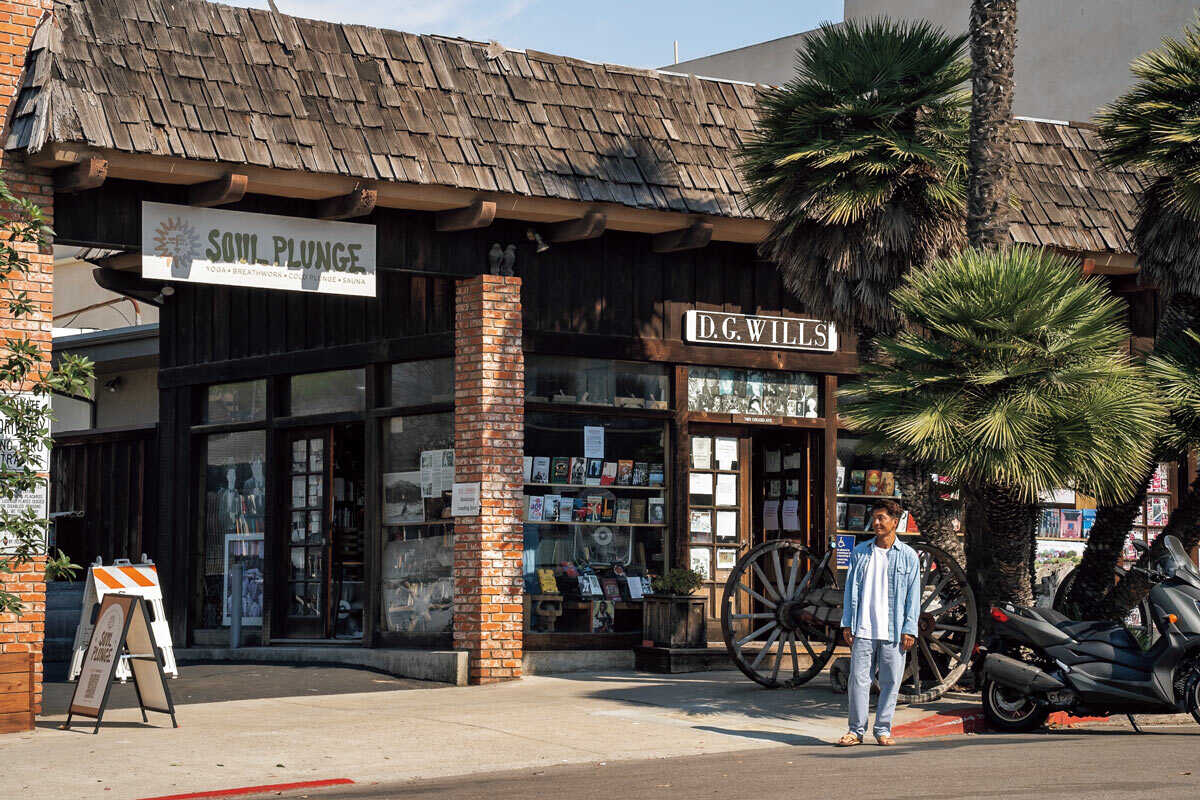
left=3, top=665, right=977, bottom=800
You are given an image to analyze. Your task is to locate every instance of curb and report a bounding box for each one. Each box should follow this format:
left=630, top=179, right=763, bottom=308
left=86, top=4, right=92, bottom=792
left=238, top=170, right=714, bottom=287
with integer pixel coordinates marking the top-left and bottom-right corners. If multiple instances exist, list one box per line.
left=891, top=707, right=1107, bottom=738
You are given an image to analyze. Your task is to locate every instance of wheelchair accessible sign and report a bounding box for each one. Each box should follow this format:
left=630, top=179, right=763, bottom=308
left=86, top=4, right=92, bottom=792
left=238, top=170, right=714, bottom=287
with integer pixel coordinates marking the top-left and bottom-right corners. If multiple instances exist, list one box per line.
left=835, top=534, right=856, bottom=569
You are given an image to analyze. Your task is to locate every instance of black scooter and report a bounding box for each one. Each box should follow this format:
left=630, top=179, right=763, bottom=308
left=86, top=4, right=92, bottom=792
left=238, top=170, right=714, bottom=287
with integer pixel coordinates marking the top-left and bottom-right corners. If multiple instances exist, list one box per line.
left=976, top=533, right=1200, bottom=732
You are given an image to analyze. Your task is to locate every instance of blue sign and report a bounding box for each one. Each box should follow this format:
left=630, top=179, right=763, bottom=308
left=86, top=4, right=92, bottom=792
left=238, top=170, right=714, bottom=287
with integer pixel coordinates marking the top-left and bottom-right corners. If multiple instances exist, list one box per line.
left=835, top=534, right=856, bottom=569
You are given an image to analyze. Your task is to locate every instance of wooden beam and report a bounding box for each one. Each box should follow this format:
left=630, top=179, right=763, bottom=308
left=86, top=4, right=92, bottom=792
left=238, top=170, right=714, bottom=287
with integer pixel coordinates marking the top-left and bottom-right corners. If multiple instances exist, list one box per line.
left=55, top=157, right=108, bottom=193
left=652, top=221, right=713, bottom=253
left=435, top=199, right=497, bottom=232
left=316, top=186, right=377, bottom=220
left=187, top=173, right=248, bottom=207
left=546, top=210, right=606, bottom=243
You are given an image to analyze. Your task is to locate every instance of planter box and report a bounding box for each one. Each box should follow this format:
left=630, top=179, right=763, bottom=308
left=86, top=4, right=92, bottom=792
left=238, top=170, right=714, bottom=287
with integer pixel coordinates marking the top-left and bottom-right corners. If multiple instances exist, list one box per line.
left=0, top=652, right=33, bottom=734
left=643, top=595, right=706, bottom=648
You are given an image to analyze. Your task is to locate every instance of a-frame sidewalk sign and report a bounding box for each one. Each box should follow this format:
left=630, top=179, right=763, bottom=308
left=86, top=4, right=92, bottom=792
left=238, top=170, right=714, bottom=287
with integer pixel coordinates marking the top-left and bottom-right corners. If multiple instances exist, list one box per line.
left=63, top=593, right=178, bottom=734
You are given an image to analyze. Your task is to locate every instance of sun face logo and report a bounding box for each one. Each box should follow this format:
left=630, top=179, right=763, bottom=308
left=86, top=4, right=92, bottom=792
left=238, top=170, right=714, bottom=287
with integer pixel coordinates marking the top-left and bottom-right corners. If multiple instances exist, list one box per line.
left=152, top=216, right=200, bottom=263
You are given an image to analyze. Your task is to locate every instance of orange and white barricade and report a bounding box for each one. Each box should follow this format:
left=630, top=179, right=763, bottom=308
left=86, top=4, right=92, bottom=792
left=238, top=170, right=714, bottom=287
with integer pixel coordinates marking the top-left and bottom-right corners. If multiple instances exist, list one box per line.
left=69, top=557, right=178, bottom=682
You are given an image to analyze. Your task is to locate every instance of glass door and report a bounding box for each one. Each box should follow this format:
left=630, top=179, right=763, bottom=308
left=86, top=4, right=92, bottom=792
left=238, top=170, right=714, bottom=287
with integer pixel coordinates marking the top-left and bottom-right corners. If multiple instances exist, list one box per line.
left=285, top=429, right=332, bottom=638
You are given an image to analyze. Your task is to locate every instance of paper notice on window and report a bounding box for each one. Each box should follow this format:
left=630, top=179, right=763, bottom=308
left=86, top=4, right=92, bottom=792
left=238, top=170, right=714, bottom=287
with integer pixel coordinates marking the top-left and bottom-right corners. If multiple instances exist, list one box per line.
left=714, top=437, right=738, bottom=470
left=420, top=450, right=436, bottom=498
left=715, top=473, right=737, bottom=507
left=716, top=510, right=737, bottom=541
left=764, top=450, right=781, bottom=473
left=762, top=500, right=779, bottom=531
left=584, top=426, right=604, bottom=460
left=689, top=471, right=714, bottom=498
left=691, top=437, right=712, bottom=470
left=782, top=498, right=800, bottom=531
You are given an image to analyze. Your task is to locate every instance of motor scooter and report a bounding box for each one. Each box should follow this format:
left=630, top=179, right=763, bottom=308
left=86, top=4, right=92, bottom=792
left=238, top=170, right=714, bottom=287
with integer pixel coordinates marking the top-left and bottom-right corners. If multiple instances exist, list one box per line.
left=976, top=533, right=1200, bottom=731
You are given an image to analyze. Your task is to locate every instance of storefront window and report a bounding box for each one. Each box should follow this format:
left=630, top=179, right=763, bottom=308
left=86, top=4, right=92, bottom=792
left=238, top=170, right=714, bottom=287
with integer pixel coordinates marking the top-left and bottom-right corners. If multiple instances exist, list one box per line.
left=379, top=412, right=455, bottom=635
left=201, top=431, right=266, bottom=629
left=835, top=434, right=916, bottom=538
left=203, top=379, right=267, bottom=423
left=687, top=367, right=819, bottom=418
left=525, top=357, right=669, bottom=409
left=289, top=368, right=366, bottom=416
left=523, top=412, right=667, bottom=635
left=389, top=359, right=454, bottom=406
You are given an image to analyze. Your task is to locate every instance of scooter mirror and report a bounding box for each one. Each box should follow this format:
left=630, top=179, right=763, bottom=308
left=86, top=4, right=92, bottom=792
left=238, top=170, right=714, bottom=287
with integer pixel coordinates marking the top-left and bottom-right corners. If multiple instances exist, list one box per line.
left=1131, top=539, right=1150, bottom=555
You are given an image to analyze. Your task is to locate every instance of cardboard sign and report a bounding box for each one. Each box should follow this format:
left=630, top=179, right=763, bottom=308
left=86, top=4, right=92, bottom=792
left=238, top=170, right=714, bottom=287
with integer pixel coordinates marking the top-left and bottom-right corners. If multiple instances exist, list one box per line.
left=66, top=594, right=177, bottom=734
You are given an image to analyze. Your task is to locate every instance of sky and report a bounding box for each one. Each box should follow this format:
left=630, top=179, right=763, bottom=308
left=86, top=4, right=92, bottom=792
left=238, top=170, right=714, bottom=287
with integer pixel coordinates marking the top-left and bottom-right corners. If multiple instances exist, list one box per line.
left=225, top=1, right=845, bottom=69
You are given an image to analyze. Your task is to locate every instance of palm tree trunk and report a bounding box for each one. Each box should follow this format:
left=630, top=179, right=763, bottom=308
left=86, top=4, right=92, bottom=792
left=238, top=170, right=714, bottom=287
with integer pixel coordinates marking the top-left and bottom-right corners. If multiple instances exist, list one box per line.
left=967, top=0, right=1018, bottom=250
left=893, top=459, right=965, bottom=569
left=1059, top=468, right=1151, bottom=616
left=965, top=484, right=1038, bottom=613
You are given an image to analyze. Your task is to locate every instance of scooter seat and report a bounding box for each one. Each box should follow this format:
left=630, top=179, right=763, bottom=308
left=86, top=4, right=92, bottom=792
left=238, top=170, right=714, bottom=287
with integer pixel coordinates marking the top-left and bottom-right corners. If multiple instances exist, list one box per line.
left=1056, top=620, right=1140, bottom=650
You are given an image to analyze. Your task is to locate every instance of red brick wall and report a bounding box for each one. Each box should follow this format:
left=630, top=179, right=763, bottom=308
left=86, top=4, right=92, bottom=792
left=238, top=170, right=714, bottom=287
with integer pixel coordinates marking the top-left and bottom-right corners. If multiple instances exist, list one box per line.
left=0, top=0, right=55, bottom=726
left=452, top=274, right=525, bottom=684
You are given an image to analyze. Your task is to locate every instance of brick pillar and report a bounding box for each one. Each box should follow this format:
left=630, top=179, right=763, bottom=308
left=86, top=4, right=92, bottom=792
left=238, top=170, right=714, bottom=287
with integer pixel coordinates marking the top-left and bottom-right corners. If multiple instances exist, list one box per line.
left=453, top=274, right=524, bottom=684
left=0, top=1, right=55, bottom=725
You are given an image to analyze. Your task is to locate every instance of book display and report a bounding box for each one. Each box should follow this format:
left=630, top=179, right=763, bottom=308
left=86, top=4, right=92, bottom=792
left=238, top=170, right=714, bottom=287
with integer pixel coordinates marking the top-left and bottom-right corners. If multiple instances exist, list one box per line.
left=524, top=411, right=668, bottom=638
left=833, top=434, right=920, bottom=537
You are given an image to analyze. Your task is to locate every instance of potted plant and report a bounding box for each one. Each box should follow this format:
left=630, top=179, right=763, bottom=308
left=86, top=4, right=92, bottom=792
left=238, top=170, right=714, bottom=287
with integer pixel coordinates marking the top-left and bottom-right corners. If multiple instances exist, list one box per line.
left=643, top=568, right=707, bottom=648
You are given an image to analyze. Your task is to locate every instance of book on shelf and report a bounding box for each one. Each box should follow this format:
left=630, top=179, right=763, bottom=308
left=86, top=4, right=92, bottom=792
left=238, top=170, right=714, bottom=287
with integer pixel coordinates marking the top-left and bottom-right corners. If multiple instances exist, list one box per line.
left=536, top=567, right=559, bottom=594
left=600, top=497, right=615, bottom=522
left=836, top=462, right=845, bottom=490
left=846, top=503, right=866, bottom=530
left=836, top=502, right=848, bottom=530
left=550, top=457, right=570, bottom=484
left=601, top=577, right=622, bottom=602
left=849, top=470, right=865, bottom=494
left=648, top=497, right=665, bottom=524
left=557, top=497, right=574, bottom=523
left=615, top=497, right=632, bottom=524
left=768, top=480, right=781, bottom=499
left=864, top=470, right=882, bottom=496
left=630, top=498, right=647, bottom=523
left=625, top=575, right=644, bottom=600
left=616, top=459, right=634, bottom=486
left=881, top=471, right=895, bottom=497
left=600, top=462, right=617, bottom=486
left=1038, top=508, right=1061, bottom=537
left=572, top=497, right=588, bottom=522
left=649, top=463, right=665, bottom=487
left=585, top=495, right=603, bottom=522
left=568, top=457, right=587, bottom=485
left=531, top=457, right=550, bottom=484
left=1059, top=509, right=1083, bottom=539
left=523, top=456, right=533, bottom=483
left=633, top=462, right=649, bottom=486
left=526, top=495, right=544, bottom=522
left=585, top=458, right=603, bottom=486
left=1081, top=509, right=1096, bottom=537
left=542, top=494, right=561, bottom=522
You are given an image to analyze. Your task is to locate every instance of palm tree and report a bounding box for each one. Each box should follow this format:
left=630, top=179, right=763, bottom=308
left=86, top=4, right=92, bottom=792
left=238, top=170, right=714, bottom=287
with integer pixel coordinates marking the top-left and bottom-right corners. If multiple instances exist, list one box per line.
left=1064, top=20, right=1200, bottom=615
left=740, top=17, right=969, bottom=340
left=840, top=247, right=1162, bottom=611
left=967, top=0, right=1018, bottom=250
left=739, top=17, right=970, bottom=562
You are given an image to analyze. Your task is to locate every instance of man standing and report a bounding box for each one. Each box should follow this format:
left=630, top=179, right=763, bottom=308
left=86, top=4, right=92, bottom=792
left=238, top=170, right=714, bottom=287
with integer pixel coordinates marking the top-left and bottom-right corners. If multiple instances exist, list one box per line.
left=836, top=499, right=921, bottom=746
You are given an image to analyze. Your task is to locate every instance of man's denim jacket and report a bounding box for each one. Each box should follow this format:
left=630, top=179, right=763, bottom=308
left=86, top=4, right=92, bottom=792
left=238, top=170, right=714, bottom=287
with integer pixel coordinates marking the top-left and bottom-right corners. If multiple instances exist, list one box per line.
left=839, top=538, right=921, bottom=643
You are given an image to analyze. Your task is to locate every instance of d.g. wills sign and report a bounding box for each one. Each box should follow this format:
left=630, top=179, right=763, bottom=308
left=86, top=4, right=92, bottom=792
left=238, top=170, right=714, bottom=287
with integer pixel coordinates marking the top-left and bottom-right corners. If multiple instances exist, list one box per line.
left=141, top=202, right=377, bottom=297
left=684, top=310, right=838, bottom=352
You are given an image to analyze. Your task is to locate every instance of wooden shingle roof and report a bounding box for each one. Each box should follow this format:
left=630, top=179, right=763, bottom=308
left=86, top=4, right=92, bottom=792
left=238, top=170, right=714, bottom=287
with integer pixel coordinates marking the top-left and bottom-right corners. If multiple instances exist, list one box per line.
left=5, top=1, right=1150, bottom=253
left=7, top=0, right=762, bottom=219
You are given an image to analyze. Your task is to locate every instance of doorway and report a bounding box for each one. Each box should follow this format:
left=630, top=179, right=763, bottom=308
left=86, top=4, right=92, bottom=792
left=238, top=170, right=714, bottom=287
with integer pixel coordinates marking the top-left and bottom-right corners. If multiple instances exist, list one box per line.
left=686, top=426, right=823, bottom=639
left=280, top=423, right=365, bottom=640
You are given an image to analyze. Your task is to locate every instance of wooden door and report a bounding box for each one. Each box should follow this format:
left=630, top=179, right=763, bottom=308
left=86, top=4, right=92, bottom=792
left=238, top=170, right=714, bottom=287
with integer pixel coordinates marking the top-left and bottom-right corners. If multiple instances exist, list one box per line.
left=685, top=428, right=752, bottom=639
left=283, top=428, right=333, bottom=638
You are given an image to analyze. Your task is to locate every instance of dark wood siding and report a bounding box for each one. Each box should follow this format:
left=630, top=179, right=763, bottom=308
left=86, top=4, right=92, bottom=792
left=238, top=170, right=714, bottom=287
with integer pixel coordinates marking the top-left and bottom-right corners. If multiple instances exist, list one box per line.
left=49, top=426, right=158, bottom=565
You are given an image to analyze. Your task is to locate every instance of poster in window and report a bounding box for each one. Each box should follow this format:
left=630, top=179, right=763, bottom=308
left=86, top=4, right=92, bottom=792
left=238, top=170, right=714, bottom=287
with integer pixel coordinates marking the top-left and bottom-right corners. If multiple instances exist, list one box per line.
left=592, top=600, right=615, bottom=633
left=715, top=473, right=738, bottom=507
left=714, top=437, right=739, bottom=471
left=690, top=509, right=712, bottom=538
left=716, top=510, right=737, bottom=541
left=688, top=472, right=714, bottom=505
left=691, top=437, right=712, bottom=470
left=222, top=534, right=264, bottom=626
left=716, top=548, right=738, bottom=570
left=690, top=547, right=712, bottom=580
left=383, top=471, right=425, bottom=524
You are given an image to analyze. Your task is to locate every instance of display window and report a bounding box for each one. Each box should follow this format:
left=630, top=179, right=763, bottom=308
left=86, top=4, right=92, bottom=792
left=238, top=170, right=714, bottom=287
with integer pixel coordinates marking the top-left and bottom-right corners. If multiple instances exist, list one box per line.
left=834, top=434, right=916, bottom=538
left=289, top=368, right=367, bottom=416
left=379, top=412, right=455, bottom=636
left=522, top=411, right=668, bottom=635
left=687, top=367, right=819, bottom=418
left=525, top=356, right=669, bottom=409
left=389, top=358, right=453, bottom=407
left=201, top=431, right=266, bottom=629
left=204, top=379, right=267, bottom=424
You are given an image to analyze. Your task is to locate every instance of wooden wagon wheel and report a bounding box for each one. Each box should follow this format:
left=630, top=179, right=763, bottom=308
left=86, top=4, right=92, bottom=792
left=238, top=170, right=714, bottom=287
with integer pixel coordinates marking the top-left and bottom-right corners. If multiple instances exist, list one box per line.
left=721, top=539, right=840, bottom=688
left=897, top=541, right=978, bottom=703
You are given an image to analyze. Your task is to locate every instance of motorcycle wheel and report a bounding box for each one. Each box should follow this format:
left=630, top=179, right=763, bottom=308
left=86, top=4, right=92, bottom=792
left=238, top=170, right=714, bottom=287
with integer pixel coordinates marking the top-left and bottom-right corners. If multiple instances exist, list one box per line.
left=981, top=680, right=1049, bottom=733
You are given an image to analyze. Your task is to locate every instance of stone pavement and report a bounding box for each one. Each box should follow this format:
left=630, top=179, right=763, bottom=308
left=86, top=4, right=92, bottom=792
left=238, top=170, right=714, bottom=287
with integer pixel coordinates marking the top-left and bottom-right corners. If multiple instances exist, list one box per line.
left=4, top=663, right=983, bottom=800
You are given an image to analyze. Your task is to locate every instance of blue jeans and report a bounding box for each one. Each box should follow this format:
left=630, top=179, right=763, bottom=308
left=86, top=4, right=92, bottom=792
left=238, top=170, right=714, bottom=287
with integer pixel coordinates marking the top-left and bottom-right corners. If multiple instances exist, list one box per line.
left=848, top=636, right=906, bottom=738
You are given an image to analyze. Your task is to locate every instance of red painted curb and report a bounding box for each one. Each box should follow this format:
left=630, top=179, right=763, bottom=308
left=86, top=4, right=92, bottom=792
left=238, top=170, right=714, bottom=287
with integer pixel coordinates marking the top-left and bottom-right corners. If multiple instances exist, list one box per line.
left=891, top=707, right=1111, bottom=738
left=137, top=778, right=354, bottom=800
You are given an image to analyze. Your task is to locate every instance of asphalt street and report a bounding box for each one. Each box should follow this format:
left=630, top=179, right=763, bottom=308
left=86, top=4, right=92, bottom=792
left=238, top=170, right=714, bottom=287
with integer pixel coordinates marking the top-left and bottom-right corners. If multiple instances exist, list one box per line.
left=262, top=726, right=1200, bottom=800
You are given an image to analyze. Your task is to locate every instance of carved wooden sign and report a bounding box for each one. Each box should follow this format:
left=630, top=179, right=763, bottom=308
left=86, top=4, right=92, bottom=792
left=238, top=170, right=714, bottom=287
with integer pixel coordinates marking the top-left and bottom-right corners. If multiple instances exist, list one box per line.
left=684, top=310, right=838, bottom=353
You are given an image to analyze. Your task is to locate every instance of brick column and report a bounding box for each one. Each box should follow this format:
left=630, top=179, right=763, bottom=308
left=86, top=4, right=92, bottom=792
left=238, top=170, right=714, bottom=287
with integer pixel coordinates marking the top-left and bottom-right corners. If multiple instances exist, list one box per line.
left=0, top=1, right=53, bottom=727
left=453, top=274, right=524, bottom=684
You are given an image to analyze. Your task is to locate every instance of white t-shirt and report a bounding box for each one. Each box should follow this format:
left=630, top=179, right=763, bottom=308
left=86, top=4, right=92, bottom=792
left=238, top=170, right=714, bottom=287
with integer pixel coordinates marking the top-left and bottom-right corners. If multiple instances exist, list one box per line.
left=855, top=545, right=891, bottom=640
